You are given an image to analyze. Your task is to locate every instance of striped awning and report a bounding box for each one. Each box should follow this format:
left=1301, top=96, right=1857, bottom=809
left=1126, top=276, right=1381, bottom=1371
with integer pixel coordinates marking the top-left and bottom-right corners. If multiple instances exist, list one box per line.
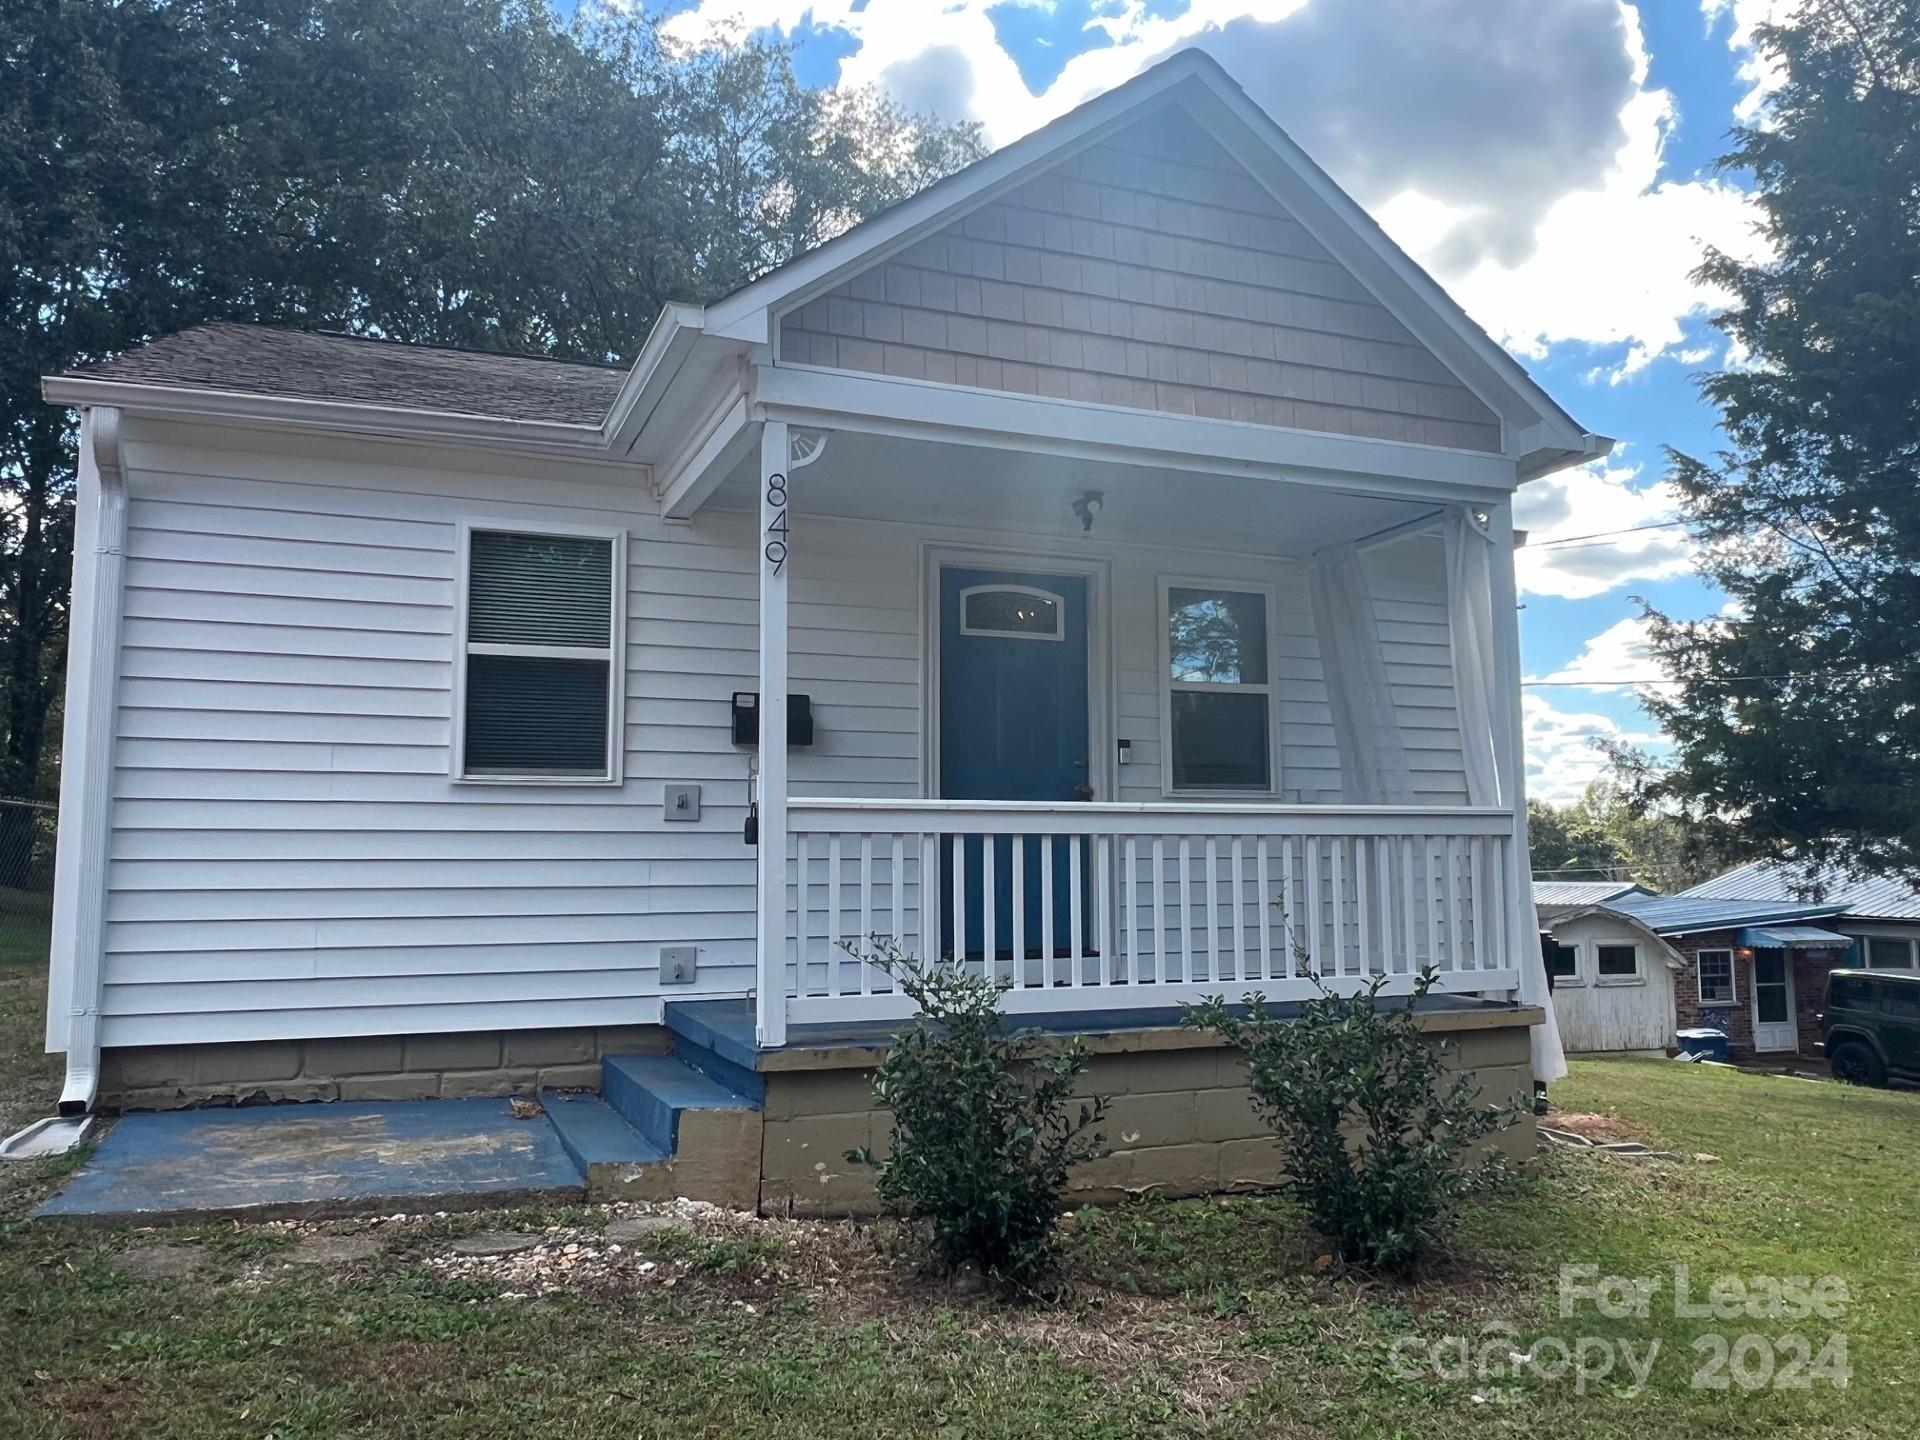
left=1736, top=925, right=1851, bottom=949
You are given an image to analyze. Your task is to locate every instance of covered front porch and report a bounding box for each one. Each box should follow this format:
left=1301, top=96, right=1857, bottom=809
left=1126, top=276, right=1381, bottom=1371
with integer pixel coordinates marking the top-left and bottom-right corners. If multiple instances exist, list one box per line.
left=681, top=406, right=1542, bottom=1050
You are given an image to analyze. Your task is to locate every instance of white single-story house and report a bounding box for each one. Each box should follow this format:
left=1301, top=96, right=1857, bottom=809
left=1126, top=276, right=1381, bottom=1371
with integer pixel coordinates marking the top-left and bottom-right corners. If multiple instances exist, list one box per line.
left=36, top=55, right=1602, bottom=1203
left=1544, top=863, right=1920, bottom=1058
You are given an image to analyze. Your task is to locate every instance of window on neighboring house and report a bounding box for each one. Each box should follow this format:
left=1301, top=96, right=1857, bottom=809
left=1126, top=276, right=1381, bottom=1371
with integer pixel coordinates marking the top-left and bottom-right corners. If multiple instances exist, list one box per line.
left=1164, top=582, right=1273, bottom=792
left=1696, top=948, right=1736, bottom=1004
left=1543, top=940, right=1580, bottom=984
left=1867, top=936, right=1917, bottom=970
left=1596, top=943, right=1641, bottom=979
left=457, top=525, right=623, bottom=780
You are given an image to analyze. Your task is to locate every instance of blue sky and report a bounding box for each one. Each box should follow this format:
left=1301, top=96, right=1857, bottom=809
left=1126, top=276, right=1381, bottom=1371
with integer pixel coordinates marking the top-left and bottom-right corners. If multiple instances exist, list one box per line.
left=633, top=0, right=1777, bottom=803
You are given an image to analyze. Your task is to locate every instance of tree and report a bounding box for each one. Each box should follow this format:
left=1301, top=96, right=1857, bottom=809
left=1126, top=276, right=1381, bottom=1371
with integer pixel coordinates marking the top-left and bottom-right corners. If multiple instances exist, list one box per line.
left=1639, top=0, right=1920, bottom=881
left=1529, top=782, right=1736, bottom=891
left=0, top=2, right=984, bottom=875
left=1526, top=797, right=1626, bottom=881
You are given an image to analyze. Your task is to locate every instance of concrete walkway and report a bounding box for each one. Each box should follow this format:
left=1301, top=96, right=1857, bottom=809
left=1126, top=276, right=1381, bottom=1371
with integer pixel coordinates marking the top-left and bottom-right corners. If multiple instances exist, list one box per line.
left=36, top=1099, right=590, bottom=1222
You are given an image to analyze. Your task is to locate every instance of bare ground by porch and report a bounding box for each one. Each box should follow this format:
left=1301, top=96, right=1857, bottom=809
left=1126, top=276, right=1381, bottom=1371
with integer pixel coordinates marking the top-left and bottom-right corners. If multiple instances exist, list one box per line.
left=2, top=938, right=1912, bottom=1440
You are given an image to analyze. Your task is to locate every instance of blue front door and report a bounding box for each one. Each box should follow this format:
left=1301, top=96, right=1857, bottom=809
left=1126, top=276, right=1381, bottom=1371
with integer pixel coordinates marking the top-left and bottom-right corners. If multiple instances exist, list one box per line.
left=938, top=566, right=1090, bottom=958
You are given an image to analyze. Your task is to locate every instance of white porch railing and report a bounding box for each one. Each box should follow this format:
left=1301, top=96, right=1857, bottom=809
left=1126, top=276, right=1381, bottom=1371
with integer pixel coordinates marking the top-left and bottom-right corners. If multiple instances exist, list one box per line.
left=774, top=799, right=1522, bottom=1028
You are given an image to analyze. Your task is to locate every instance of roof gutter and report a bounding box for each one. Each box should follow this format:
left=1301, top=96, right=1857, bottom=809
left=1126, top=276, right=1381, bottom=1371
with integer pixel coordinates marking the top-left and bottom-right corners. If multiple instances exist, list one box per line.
left=40, top=376, right=616, bottom=454
left=602, top=303, right=708, bottom=454
left=1517, top=430, right=1616, bottom=482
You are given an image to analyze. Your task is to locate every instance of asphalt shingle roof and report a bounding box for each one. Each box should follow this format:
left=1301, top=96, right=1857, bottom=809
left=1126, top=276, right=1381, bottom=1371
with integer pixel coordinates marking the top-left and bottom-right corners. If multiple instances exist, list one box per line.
left=62, top=323, right=626, bottom=427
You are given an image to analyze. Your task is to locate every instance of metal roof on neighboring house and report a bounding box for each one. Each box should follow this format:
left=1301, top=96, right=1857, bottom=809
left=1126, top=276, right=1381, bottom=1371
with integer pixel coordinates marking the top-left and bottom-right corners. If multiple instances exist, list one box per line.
left=1601, top=891, right=1846, bottom=937
left=58, top=323, right=628, bottom=427
left=1736, top=925, right=1853, bottom=949
left=1676, top=860, right=1920, bottom=922
left=1532, top=880, right=1651, bottom=906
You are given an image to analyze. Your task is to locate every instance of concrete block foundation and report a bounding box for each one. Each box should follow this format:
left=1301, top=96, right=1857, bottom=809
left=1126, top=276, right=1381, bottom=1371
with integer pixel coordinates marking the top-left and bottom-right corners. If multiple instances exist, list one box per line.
left=96, top=1025, right=674, bottom=1112
left=758, top=1006, right=1540, bottom=1216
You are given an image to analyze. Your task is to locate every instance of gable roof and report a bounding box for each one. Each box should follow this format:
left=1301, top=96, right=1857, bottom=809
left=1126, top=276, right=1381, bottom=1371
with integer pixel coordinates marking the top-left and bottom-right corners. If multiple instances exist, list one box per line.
left=700, top=49, right=1606, bottom=478
left=1676, top=861, right=1920, bottom=922
left=43, top=51, right=1606, bottom=480
left=1533, top=880, right=1653, bottom=907
left=59, top=322, right=625, bottom=427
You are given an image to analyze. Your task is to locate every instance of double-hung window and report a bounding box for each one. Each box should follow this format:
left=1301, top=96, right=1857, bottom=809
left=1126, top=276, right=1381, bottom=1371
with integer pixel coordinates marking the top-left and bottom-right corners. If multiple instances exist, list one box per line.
left=1695, top=948, right=1736, bottom=1004
left=456, top=524, right=624, bottom=781
left=1163, top=581, right=1274, bottom=792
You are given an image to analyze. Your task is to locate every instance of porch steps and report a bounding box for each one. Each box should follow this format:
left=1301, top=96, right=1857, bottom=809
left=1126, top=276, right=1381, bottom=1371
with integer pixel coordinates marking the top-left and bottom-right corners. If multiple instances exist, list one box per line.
left=600, top=1053, right=759, bottom=1154
left=539, top=1090, right=666, bottom=1177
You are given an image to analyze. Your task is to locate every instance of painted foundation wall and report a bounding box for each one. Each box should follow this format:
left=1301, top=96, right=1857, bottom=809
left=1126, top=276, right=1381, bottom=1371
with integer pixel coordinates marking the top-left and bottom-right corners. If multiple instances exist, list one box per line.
left=760, top=1017, right=1536, bottom=1216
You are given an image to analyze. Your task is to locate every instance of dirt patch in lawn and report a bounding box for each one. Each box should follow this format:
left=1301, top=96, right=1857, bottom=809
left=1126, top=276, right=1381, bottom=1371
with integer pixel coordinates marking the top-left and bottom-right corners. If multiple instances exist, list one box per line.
left=1543, top=1109, right=1659, bottom=1145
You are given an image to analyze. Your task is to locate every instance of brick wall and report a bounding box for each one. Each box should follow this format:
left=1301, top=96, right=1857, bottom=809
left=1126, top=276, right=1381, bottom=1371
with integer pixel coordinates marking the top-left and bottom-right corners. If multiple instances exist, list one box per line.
left=1669, top=931, right=1846, bottom=1058
left=97, top=1026, right=673, bottom=1112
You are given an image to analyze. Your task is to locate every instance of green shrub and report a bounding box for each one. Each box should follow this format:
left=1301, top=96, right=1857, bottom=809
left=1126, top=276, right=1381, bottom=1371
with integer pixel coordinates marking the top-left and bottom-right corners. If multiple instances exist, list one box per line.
left=1185, top=969, right=1522, bottom=1271
left=846, top=940, right=1107, bottom=1292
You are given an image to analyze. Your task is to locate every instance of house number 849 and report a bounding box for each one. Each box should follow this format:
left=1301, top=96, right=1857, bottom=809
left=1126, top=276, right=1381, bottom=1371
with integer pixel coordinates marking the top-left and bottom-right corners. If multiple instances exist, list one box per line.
left=764, top=471, right=788, bottom=575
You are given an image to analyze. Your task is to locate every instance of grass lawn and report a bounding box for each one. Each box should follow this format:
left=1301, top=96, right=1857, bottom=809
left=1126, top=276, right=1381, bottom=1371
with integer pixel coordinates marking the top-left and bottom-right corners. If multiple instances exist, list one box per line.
left=0, top=958, right=1914, bottom=1440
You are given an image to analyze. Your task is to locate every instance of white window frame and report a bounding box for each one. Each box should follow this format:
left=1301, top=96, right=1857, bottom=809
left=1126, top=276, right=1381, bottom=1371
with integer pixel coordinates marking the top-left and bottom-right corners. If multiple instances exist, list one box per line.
left=1158, top=575, right=1281, bottom=798
left=1860, top=933, right=1919, bottom=970
left=1594, top=940, right=1644, bottom=985
left=1695, top=947, right=1738, bottom=1005
left=451, top=519, right=627, bottom=785
left=1542, top=939, right=1583, bottom=988
left=957, top=583, right=1066, bottom=641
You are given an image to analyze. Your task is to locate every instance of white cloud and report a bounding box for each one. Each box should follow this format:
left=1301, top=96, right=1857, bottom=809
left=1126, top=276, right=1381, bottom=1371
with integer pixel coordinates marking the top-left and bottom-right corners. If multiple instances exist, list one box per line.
left=1529, top=615, right=1659, bottom=693
left=1523, top=691, right=1659, bottom=805
left=1512, top=455, right=1695, bottom=599
left=1704, top=0, right=1790, bottom=121
left=657, top=0, right=1769, bottom=377
left=1423, top=16, right=1766, bottom=376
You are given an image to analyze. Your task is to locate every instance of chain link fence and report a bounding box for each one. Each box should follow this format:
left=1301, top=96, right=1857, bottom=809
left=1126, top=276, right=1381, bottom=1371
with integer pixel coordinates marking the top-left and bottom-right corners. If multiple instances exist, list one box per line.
left=0, top=798, right=56, bottom=971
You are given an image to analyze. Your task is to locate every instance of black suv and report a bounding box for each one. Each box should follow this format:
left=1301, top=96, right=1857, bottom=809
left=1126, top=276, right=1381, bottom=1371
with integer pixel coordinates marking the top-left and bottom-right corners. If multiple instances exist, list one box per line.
left=1818, top=969, right=1920, bottom=1087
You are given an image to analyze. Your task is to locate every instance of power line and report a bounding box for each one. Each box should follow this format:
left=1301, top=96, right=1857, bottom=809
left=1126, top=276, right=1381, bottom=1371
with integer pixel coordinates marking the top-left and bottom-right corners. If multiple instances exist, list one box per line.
left=1523, top=477, right=1920, bottom=551
left=1524, top=664, right=1919, bottom=688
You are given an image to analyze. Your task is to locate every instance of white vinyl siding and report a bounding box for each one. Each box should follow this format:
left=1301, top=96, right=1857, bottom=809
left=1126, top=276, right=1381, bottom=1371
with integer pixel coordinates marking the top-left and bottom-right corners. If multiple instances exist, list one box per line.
left=97, top=417, right=1472, bottom=1048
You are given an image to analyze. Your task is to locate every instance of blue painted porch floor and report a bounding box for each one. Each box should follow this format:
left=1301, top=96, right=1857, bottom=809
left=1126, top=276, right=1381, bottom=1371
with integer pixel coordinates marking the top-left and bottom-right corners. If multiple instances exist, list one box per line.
left=36, top=1099, right=595, bottom=1222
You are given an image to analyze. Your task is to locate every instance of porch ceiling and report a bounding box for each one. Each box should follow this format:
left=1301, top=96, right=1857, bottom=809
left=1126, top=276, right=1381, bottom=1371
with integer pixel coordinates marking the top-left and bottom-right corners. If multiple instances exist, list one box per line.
left=703, top=429, right=1439, bottom=557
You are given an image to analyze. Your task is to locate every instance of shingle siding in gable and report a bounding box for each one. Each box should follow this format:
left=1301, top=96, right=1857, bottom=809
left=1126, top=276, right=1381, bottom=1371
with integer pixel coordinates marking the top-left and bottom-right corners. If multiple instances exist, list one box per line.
left=779, top=108, right=1503, bottom=453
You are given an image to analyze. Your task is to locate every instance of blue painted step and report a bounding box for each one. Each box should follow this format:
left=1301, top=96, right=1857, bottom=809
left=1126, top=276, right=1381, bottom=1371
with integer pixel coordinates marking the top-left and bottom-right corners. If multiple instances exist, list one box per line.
left=601, top=1054, right=758, bottom=1156
left=540, top=1090, right=666, bottom=1179
left=662, top=1001, right=766, bottom=1101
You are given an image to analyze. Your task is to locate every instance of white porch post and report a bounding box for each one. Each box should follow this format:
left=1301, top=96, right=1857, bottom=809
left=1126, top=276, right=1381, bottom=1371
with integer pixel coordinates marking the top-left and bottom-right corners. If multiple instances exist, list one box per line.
left=1486, top=500, right=1565, bottom=1081
left=755, top=420, right=791, bottom=1047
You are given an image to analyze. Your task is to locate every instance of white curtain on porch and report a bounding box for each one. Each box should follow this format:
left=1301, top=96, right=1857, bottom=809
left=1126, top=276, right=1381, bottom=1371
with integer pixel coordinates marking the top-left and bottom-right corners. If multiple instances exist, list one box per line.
left=1444, top=505, right=1566, bottom=1083
left=1307, top=543, right=1411, bottom=805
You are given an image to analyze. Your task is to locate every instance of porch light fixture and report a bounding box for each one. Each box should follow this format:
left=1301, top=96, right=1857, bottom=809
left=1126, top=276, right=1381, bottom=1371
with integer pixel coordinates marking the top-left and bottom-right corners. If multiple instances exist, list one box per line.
left=1071, top=489, right=1104, bottom=533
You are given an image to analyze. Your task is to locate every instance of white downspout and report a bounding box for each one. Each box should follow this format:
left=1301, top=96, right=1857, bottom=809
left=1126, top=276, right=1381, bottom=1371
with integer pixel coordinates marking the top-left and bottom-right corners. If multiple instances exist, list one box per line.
left=48, top=406, right=129, bottom=1115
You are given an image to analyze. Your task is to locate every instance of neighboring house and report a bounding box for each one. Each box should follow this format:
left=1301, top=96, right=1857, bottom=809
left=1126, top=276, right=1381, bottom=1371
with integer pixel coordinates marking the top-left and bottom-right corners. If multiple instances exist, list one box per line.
left=1545, top=865, right=1920, bottom=1058
left=37, top=55, right=1603, bottom=1191
left=1531, top=881, right=1670, bottom=1053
